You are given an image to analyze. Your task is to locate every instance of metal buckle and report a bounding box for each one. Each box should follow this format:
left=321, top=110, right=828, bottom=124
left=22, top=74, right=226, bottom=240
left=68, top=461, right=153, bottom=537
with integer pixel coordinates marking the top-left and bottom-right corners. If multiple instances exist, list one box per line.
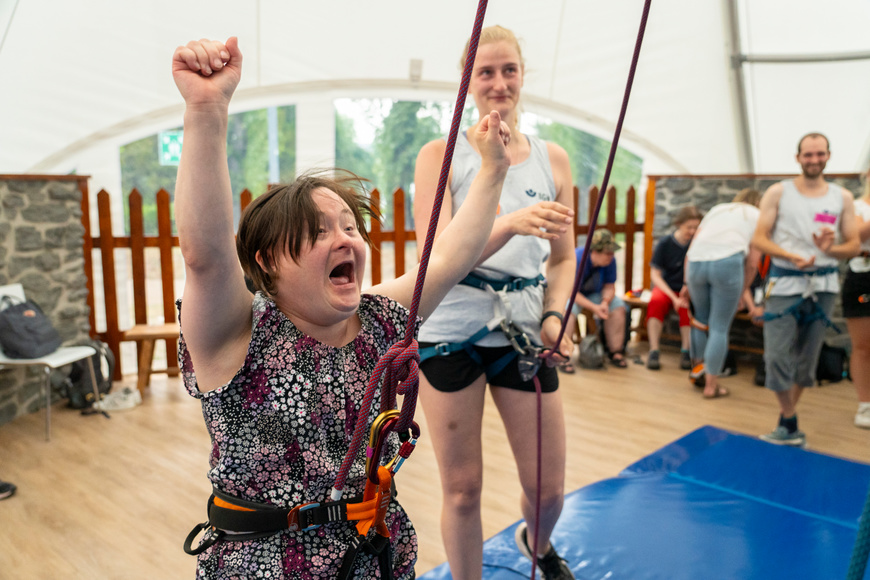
left=433, top=342, right=452, bottom=356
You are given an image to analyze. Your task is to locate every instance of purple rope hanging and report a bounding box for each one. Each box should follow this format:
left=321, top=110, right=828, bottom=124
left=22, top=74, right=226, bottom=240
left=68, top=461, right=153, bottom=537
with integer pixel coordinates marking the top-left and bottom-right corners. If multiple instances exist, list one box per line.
left=332, top=0, right=490, bottom=499
left=543, top=0, right=653, bottom=363
left=526, top=3, right=652, bottom=578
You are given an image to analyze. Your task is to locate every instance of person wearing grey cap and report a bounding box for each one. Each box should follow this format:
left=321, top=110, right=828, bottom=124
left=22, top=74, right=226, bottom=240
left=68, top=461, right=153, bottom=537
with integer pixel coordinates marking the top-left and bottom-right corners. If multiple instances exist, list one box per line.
left=565, top=229, right=629, bottom=369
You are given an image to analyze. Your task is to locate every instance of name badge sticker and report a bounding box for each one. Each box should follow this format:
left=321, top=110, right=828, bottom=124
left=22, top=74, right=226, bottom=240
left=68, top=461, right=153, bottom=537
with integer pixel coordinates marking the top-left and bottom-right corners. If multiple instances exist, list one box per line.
left=814, top=212, right=837, bottom=225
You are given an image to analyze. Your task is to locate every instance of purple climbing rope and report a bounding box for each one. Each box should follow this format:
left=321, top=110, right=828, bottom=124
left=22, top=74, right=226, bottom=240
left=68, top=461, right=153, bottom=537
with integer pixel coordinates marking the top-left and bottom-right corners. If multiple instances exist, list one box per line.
left=527, top=4, right=652, bottom=578
left=543, top=0, right=653, bottom=365
left=332, top=0, right=490, bottom=499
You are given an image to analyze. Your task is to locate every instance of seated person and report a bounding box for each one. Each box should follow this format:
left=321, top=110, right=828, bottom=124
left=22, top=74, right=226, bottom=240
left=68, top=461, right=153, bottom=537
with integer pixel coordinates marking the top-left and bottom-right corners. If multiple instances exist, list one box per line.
left=565, top=229, right=628, bottom=369
left=646, top=206, right=702, bottom=370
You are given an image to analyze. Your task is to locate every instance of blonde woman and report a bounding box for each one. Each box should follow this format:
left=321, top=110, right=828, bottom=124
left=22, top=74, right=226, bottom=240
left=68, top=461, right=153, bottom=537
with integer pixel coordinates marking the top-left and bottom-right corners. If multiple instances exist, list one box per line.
left=414, top=25, right=577, bottom=580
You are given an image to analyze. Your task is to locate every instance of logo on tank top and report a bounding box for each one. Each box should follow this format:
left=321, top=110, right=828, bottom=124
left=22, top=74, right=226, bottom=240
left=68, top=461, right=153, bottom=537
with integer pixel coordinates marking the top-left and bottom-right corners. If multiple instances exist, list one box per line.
left=525, top=188, right=551, bottom=201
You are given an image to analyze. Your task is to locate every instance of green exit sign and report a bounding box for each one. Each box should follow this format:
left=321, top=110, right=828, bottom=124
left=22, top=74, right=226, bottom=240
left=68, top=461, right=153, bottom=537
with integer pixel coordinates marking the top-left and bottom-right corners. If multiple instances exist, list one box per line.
left=159, top=131, right=184, bottom=166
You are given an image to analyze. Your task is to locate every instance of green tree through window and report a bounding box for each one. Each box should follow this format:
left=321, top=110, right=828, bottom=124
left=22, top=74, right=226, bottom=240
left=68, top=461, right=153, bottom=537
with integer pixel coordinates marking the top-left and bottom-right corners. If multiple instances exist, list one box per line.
left=120, top=105, right=296, bottom=234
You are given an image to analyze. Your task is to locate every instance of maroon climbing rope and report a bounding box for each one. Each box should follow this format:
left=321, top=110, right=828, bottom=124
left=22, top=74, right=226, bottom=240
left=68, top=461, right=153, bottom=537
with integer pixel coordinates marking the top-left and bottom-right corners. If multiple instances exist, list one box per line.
left=332, top=0, right=490, bottom=499
left=543, top=0, right=653, bottom=367
left=527, top=3, right=652, bottom=577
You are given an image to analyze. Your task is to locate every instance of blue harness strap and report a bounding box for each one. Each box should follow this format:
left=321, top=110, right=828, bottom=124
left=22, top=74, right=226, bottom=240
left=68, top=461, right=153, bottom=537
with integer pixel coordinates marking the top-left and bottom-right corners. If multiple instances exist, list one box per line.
left=758, top=295, right=839, bottom=330
left=419, top=273, right=544, bottom=379
left=459, top=272, right=545, bottom=293
left=768, top=264, right=839, bottom=278
left=761, top=263, right=841, bottom=331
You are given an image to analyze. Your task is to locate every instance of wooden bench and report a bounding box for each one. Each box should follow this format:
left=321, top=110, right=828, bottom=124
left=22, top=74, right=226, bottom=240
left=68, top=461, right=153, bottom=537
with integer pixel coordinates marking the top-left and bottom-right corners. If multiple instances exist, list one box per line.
left=122, top=322, right=181, bottom=395
left=622, top=294, right=763, bottom=354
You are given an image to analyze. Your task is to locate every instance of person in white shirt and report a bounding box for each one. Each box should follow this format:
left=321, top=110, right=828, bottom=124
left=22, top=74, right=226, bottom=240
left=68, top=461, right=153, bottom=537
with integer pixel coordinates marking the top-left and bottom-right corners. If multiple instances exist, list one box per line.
left=844, top=169, right=870, bottom=428
left=684, top=188, right=763, bottom=398
left=751, top=133, right=860, bottom=447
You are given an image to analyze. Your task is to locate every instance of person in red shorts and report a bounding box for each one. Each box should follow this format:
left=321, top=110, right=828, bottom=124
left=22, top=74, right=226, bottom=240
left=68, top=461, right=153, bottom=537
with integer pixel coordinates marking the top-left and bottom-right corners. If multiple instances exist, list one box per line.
left=646, top=206, right=702, bottom=370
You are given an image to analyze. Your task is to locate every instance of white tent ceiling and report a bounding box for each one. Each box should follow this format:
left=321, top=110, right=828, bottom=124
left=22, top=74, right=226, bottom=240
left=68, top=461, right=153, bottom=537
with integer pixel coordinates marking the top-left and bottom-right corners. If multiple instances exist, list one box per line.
left=2, top=0, right=869, bottom=191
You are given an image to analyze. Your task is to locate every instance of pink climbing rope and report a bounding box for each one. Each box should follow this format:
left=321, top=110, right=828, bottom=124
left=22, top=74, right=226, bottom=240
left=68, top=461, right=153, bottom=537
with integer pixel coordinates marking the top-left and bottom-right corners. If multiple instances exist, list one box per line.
left=333, top=0, right=490, bottom=497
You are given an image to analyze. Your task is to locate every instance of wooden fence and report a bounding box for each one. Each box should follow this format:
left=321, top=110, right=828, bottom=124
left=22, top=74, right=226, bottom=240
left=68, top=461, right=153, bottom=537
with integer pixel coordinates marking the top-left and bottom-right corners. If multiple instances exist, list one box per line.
left=79, top=183, right=642, bottom=380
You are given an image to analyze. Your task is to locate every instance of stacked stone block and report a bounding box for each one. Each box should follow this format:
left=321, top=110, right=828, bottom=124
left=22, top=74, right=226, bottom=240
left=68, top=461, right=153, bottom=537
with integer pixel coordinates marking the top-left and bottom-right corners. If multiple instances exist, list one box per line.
left=0, top=177, right=91, bottom=426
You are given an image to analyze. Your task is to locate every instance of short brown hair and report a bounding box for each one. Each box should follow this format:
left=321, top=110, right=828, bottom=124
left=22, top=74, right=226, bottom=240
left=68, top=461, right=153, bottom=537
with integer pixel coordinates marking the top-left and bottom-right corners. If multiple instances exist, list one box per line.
left=797, top=132, right=830, bottom=154
left=673, top=205, right=703, bottom=226
left=733, top=188, right=761, bottom=207
left=236, top=170, right=377, bottom=296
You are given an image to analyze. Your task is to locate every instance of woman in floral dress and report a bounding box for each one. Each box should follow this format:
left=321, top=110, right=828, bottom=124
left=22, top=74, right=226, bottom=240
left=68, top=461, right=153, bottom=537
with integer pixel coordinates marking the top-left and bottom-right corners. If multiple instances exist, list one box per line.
left=172, top=36, right=511, bottom=579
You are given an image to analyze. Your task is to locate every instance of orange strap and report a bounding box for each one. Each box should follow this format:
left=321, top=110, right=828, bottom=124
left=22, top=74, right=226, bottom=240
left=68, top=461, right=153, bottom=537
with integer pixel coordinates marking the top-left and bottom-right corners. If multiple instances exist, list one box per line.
left=354, top=466, right=393, bottom=538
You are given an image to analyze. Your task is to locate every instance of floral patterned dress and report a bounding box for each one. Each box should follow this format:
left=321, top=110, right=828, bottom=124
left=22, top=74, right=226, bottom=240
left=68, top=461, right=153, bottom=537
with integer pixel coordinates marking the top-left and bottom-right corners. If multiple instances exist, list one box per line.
left=178, top=293, right=418, bottom=579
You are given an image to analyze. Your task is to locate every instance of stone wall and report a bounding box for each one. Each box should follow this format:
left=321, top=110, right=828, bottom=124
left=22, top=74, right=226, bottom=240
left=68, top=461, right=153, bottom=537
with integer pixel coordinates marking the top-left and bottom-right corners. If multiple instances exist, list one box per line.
left=650, top=174, right=862, bottom=355
left=650, top=174, right=863, bottom=237
left=0, top=176, right=92, bottom=426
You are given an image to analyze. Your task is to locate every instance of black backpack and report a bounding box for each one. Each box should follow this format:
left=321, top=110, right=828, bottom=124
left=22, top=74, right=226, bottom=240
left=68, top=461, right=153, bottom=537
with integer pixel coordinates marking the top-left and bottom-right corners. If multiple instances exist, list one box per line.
left=753, top=344, right=851, bottom=387
left=61, top=339, right=115, bottom=409
left=816, top=343, right=850, bottom=385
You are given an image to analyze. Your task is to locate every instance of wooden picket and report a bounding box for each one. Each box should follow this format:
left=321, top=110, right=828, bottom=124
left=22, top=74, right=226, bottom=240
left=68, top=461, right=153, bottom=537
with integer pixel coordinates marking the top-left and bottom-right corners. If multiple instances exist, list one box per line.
left=79, top=185, right=643, bottom=379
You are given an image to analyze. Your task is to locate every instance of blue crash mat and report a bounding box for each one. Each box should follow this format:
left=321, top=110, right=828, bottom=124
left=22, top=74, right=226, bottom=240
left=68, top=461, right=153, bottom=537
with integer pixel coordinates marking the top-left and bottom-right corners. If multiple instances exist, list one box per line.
left=419, top=426, right=870, bottom=580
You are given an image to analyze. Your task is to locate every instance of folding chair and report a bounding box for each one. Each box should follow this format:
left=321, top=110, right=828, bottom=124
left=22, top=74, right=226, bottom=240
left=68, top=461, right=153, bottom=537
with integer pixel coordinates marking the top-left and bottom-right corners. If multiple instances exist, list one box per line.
left=0, top=284, right=101, bottom=441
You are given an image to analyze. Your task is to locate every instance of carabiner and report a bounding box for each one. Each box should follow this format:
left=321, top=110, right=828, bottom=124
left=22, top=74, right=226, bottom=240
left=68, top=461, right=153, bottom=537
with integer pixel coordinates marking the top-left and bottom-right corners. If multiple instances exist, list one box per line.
left=366, top=410, right=421, bottom=484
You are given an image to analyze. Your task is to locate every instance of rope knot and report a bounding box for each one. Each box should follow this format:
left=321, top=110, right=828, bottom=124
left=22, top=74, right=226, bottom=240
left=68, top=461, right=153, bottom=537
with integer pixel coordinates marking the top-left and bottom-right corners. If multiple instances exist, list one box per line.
left=385, top=340, right=419, bottom=393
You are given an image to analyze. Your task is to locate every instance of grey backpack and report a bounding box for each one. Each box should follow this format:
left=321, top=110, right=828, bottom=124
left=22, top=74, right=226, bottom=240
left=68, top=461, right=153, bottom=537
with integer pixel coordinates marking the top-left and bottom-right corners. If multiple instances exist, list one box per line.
left=578, top=335, right=605, bottom=369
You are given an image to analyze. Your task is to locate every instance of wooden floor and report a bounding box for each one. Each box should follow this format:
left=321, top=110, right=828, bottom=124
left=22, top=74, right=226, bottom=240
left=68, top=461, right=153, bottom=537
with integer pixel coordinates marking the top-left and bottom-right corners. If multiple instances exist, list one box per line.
left=1, top=345, right=868, bottom=579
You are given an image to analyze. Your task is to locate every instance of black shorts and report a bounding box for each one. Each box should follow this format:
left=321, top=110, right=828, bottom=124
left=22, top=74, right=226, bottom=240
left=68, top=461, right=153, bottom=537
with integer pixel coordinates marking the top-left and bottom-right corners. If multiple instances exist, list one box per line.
left=842, top=269, right=870, bottom=318
left=418, top=342, right=559, bottom=393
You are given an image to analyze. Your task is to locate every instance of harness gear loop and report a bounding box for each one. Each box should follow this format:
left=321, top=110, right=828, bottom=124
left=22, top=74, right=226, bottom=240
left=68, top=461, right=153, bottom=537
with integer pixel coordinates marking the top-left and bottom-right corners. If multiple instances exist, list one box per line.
left=419, top=273, right=546, bottom=381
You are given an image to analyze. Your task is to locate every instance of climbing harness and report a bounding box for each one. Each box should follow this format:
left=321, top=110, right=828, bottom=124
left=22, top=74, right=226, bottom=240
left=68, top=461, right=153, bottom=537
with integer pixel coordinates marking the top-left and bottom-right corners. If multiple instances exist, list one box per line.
left=184, top=410, right=419, bottom=580
left=758, top=264, right=841, bottom=331
left=419, top=272, right=545, bottom=381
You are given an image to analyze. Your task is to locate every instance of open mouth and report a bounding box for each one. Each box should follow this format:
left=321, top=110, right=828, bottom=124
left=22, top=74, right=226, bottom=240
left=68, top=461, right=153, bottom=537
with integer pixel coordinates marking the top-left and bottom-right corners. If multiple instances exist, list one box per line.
left=329, top=261, right=355, bottom=285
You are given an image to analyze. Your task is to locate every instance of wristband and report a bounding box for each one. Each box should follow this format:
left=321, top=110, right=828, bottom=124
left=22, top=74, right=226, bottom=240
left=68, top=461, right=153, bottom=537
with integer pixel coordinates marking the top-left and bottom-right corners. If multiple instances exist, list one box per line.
left=541, top=310, right=564, bottom=325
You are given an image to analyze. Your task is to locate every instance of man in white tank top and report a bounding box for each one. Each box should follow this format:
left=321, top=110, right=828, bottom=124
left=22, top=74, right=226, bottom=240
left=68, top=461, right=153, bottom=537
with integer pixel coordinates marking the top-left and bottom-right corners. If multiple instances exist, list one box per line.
left=751, top=133, right=860, bottom=447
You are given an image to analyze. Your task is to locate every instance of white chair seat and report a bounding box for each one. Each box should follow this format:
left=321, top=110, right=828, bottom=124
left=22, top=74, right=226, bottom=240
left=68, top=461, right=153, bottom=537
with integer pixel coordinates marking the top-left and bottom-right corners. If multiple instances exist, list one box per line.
left=0, top=346, right=97, bottom=369
left=0, top=283, right=101, bottom=440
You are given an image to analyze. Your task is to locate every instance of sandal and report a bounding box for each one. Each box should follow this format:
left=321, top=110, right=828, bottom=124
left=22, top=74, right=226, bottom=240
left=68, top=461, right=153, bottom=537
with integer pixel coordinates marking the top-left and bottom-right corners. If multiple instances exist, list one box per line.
left=609, top=352, right=628, bottom=368
left=703, top=386, right=730, bottom=399
left=557, top=360, right=576, bottom=374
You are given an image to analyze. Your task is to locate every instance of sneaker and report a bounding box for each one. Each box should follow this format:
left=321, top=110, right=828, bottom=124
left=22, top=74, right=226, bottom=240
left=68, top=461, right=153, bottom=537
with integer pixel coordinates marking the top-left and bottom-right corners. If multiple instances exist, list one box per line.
left=514, top=522, right=575, bottom=580
left=689, top=363, right=705, bottom=388
left=0, top=480, right=17, bottom=500
left=855, top=404, right=870, bottom=429
left=759, top=426, right=806, bottom=447
left=680, top=351, right=692, bottom=370
left=92, top=386, right=142, bottom=412
left=646, top=350, right=661, bottom=370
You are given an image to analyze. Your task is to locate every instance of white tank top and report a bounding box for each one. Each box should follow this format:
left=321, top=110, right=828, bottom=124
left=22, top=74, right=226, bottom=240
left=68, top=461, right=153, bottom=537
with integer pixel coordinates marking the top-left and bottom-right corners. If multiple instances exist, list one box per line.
left=419, top=133, right=555, bottom=346
left=768, top=179, right=843, bottom=295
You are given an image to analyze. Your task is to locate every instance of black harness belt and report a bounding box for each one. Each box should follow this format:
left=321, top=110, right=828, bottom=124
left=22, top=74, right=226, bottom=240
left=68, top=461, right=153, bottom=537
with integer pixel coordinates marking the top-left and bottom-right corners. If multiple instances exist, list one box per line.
left=184, top=482, right=396, bottom=579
